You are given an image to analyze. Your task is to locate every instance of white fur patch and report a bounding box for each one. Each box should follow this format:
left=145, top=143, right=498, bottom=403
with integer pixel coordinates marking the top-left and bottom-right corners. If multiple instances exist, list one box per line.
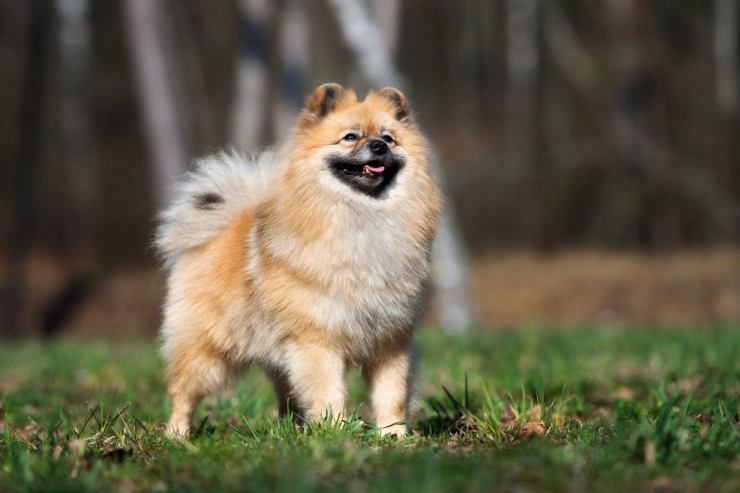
left=155, top=150, right=286, bottom=266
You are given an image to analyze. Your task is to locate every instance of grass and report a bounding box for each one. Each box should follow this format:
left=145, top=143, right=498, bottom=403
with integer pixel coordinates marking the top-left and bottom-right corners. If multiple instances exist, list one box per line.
left=0, top=325, right=739, bottom=492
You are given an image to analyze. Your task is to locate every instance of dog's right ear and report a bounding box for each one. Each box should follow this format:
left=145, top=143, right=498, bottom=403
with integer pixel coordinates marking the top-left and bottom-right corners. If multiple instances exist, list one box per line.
left=299, top=83, right=356, bottom=127
left=306, top=83, right=344, bottom=117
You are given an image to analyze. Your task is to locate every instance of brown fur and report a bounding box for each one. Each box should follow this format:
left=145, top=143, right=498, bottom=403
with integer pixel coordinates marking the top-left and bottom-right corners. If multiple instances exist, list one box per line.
left=157, top=84, right=441, bottom=437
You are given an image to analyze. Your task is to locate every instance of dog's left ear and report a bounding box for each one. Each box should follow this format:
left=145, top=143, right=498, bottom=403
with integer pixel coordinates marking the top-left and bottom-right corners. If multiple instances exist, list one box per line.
left=375, top=87, right=412, bottom=123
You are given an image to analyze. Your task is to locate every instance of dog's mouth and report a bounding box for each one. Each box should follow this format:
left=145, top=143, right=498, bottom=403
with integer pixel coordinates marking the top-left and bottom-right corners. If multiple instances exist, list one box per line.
left=328, top=155, right=403, bottom=197
left=336, top=160, right=387, bottom=177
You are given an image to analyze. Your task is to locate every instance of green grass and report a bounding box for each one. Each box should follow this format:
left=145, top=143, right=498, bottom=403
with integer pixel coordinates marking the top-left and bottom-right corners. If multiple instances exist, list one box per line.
left=1, top=325, right=739, bottom=492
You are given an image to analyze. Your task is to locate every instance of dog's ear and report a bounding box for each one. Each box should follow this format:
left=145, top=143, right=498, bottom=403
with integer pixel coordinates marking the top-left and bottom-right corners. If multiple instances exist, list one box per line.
left=375, top=87, right=412, bottom=123
left=305, top=83, right=346, bottom=117
left=299, top=83, right=356, bottom=127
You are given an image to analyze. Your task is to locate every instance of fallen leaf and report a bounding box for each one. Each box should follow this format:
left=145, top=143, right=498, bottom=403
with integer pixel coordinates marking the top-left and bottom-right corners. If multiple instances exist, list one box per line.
left=650, top=475, right=677, bottom=492
left=616, top=387, right=635, bottom=400
left=644, top=439, right=656, bottom=467
left=68, top=439, right=87, bottom=460
left=452, top=414, right=478, bottom=434
left=551, top=412, right=565, bottom=426
left=526, top=404, right=542, bottom=421
left=693, top=412, right=713, bottom=426
left=666, top=376, right=703, bottom=395
left=517, top=420, right=545, bottom=438
left=100, top=448, right=131, bottom=463
left=500, top=404, right=518, bottom=425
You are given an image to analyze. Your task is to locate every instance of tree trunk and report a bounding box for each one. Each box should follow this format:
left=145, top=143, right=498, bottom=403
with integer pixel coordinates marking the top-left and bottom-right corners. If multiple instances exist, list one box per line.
left=273, top=0, right=308, bottom=140
left=122, top=0, right=188, bottom=209
left=714, top=0, right=740, bottom=237
left=327, top=0, right=476, bottom=332
left=231, top=0, right=272, bottom=150
left=505, top=0, right=540, bottom=175
left=1, top=0, right=53, bottom=337
left=56, top=0, right=95, bottom=261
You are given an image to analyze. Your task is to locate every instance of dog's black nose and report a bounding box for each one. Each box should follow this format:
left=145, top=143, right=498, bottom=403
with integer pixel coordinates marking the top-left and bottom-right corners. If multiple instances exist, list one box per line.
left=369, top=140, right=388, bottom=156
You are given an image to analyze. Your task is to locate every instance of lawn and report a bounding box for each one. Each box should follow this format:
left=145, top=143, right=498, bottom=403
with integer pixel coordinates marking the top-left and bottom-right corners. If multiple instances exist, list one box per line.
left=0, top=325, right=738, bottom=492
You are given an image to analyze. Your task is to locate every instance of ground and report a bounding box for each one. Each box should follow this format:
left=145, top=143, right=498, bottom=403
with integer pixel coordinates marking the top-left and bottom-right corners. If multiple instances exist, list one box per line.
left=1, top=325, right=738, bottom=492
left=10, top=249, right=740, bottom=338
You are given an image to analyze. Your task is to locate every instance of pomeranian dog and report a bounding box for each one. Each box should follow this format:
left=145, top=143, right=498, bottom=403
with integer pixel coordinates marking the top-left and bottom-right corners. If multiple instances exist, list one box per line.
left=156, top=83, right=441, bottom=437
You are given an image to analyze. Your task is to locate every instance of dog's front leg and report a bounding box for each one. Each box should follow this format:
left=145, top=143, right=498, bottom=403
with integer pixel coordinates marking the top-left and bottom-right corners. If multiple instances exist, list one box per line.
left=283, top=342, right=347, bottom=424
left=363, top=341, right=416, bottom=437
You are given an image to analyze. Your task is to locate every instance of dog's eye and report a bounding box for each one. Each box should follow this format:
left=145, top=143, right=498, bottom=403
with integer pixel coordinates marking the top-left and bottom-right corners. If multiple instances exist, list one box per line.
left=381, top=135, right=394, bottom=144
left=343, top=133, right=359, bottom=142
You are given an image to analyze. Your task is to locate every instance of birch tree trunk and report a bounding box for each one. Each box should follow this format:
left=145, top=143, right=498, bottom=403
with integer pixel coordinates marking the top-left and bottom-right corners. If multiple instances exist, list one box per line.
left=505, top=0, right=539, bottom=175
left=715, top=0, right=739, bottom=116
left=123, top=0, right=187, bottom=209
left=56, top=0, right=95, bottom=261
left=607, top=0, right=641, bottom=158
left=714, top=0, right=740, bottom=236
left=231, top=0, right=272, bottom=150
left=273, top=0, right=308, bottom=140
left=327, top=0, right=476, bottom=332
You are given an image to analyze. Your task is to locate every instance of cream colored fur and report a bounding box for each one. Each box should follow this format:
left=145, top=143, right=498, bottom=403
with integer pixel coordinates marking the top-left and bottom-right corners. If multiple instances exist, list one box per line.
left=156, top=84, right=441, bottom=438
left=156, top=150, right=284, bottom=266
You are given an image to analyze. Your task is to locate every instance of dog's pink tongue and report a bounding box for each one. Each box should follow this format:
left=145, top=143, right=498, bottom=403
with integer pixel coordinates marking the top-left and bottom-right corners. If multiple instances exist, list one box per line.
left=363, top=164, right=385, bottom=175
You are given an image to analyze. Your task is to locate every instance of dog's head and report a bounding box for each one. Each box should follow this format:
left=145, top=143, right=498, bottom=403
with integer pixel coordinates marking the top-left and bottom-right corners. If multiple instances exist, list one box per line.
left=289, top=83, right=426, bottom=198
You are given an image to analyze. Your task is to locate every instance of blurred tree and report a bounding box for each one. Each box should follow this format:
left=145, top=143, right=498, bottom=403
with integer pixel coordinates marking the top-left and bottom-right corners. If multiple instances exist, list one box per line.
left=231, top=0, right=272, bottom=149
left=57, top=0, right=95, bottom=252
left=39, top=0, right=97, bottom=337
left=3, top=0, right=740, bottom=338
left=273, top=0, right=308, bottom=139
left=123, top=0, right=188, bottom=209
left=505, top=0, right=540, bottom=175
left=714, top=0, right=740, bottom=232
left=714, top=0, right=739, bottom=117
left=0, top=0, right=53, bottom=337
left=605, top=0, right=739, bottom=244
left=328, top=0, right=477, bottom=332
left=504, top=0, right=545, bottom=248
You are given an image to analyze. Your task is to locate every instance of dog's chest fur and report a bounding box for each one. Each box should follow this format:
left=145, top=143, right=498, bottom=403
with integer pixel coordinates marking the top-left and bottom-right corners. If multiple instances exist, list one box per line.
left=248, top=188, right=431, bottom=352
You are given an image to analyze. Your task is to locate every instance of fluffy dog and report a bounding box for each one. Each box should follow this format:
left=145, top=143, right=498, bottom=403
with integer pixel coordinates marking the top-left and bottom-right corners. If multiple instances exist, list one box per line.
left=156, top=83, right=441, bottom=437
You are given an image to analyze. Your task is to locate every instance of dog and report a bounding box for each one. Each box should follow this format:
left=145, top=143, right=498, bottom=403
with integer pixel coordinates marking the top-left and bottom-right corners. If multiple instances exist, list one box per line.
left=156, top=83, right=441, bottom=437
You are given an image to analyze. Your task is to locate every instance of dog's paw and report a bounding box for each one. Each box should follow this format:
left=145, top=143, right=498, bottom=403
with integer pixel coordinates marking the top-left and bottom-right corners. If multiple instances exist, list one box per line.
left=379, top=423, right=408, bottom=438
left=164, top=420, right=191, bottom=439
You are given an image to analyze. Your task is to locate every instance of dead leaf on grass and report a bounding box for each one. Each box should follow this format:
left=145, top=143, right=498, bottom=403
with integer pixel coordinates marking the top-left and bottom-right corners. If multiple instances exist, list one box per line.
left=68, top=438, right=87, bottom=460
left=551, top=412, right=565, bottom=426
left=650, top=475, right=679, bottom=492
left=79, top=447, right=132, bottom=471
left=616, top=386, right=635, bottom=400
left=666, top=375, right=703, bottom=395
left=517, top=420, right=545, bottom=438
left=644, top=439, right=656, bottom=467
left=100, top=447, right=131, bottom=463
left=18, top=422, right=46, bottom=441
left=446, top=433, right=460, bottom=447
left=526, top=404, right=542, bottom=421
left=693, top=412, right=714, bottom=426
left=452, top=414, right=478, bottom=434
left=499, top=404, right=518, bottom=425
left=116, top=476, right=138, bottom=493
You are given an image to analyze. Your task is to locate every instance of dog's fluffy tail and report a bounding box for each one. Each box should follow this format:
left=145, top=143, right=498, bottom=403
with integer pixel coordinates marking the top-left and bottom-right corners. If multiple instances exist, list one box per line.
left=155, top=150, right=282, bottom=266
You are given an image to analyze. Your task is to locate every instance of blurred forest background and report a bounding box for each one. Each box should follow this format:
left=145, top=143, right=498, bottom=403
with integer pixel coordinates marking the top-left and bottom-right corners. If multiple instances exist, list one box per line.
left=1, top=0, right=739, bottom=338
